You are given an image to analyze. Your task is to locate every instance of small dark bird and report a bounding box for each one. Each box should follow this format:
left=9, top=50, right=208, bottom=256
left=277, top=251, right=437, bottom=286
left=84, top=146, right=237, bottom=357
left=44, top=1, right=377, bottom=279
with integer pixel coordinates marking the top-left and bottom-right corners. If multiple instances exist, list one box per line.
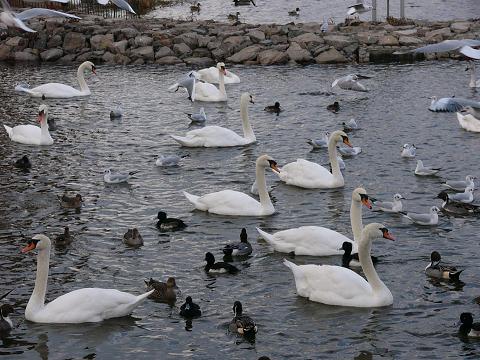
left=190, top=2, right=201, bottom=12
left=228, top=12, right=240, bottom=21
left=156, top=211, right=187, bottom=232
left=0, top=304, right=14, bottom=335
left=123, top=228, right=143, bottom=247
left=60, top=194, right=83, bottom=209
left=234, top=0, right=256, bottom=6
left=264, top=101, right=282, bottom=115
left=204, top=252, right=239, bottom=274
left=425, top=251, right=463, bottom=281
left=459, top=313, right=480, bottom=337
left=222, top=228, right=252, bottom=257
left=55, top=227, right=72, bottom=246
left=288, top=7, right=300, bottom=16
left=145, top=277, right=177, bottom=302
left=180, top=296, right=201, bottom=318
left=229, top=301, right=257, bottom=335
left=14, top=155, right=31, bottom=169
left=327, top=101, right=340, bottom=113
left=340, top=241, right=378, bottom=268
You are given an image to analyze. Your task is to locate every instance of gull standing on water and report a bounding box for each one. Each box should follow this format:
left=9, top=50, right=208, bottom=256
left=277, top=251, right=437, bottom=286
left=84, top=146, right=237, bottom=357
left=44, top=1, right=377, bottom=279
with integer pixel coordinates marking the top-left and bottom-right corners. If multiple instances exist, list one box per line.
left=401, top=206, right=440, bottom=226
left=415, top=160, right=441, bottom=176
left=401, top=144, right=416, bottom=158
left=104, top=169, right=138, bottom=184
left=186, top=107, right=207, bottom=124
left=449, top=186, right=474, bottom=204
left=155, top=154, right=188, bottom=167
left=307, top=131, right=330, bottom=149
left=372, top=194, right=405, bottom=213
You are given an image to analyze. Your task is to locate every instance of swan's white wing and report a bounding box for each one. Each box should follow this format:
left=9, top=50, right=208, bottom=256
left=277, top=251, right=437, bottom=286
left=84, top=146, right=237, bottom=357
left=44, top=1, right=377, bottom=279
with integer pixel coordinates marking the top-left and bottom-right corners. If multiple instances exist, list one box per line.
left=96, top=0, right=109, bottom=4
left=178, top=126, right=245, bottom=147
left=279, top=159, right=334, bottom=188
left=110, top=0, right=136, bottom=14
left=195, top=190, right=263, bottom=216
left=195, top=82, right=222, bottom=100
left=9, top=124, right=41, bottom=143
left=284, top=261, right=373, bottom=306
left=17, top=8, right=81, bottom=21
left=460, top=46, right=480, bottom=60
left=27, top=83, right=81, bottom=98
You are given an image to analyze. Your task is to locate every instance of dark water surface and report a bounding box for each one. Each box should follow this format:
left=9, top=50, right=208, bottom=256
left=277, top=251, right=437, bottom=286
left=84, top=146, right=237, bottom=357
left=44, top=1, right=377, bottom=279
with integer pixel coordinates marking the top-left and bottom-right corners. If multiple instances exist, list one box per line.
left=1, top=61, right=480, bottom=359
left=149, top=0, right=480, bottom=25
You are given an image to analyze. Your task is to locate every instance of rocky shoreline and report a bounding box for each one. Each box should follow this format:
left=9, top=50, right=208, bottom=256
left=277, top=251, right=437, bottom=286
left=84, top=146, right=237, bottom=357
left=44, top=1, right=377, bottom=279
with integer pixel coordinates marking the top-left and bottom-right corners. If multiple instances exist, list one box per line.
left=0, top=16, right=479, bottom=66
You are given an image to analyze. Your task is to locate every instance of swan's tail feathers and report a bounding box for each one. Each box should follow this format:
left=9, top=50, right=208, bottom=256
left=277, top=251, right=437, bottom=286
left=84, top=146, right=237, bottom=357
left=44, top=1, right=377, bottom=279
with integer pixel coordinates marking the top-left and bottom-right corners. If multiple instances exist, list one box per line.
left=135, top=289, right=154, bottom=303
left=3, top=125, right=12, bottom=138
left=170, top=135, right=191, bottom=147
left=183, top=191, right=207, bottom=210
left=256, top=227, right=277, bottom=246
left=449, top=269, right=463, bottom=281
left=168, top=83, right=180, bottom=91
left=14, top=83, right=32, bottom=94
left=283, top=259, right=298, bottom=271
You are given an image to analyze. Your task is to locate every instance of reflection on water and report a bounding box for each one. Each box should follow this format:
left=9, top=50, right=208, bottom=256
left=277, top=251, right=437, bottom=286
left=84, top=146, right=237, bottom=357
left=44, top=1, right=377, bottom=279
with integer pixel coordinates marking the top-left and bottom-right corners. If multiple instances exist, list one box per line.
left=0, top=61, right=480, bottom=358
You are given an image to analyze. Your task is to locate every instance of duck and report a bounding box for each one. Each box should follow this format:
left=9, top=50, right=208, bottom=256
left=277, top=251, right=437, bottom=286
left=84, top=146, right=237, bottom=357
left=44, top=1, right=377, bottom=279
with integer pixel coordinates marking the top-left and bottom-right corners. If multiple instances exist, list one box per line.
left=401, top=206, right=440, bottom=225
left=342, top=118, right=358, bottom=131
left=283, top=223, right=395, bottom=307
left=193, top=62, right=228, bottom=102
left=340, top=241, right=378, bottom=268
left=229, top=301, right=257, bottom=335
left=180, top=296, right=201, bottom=318
left=437, top=191, right=480, bottom=215
left=288, top=7, right=300, bottom=16
left=104, top=169, right=138, bottom=184
left=371, top=193, right=405, bottom=213
left=459, top=313, right=480, bottom=337
left=227, top=12, right=240, bottom=22
left=144, top=277, right=177, bottom=302
left=257, top=187, right=372, bottom=256
left=415, top=160, right=441, bottom=176
left=193, top=65, right=240, bottom=84
left=264, top=101, right=282, bottom=115
left=234, top=0, right=256, bottom=6
left=277, top=130, right=352, bottom=189
left=327, top=101, right=340, bottom=113
left=457, top=108, right=480, bottom=132
left=21, top=235, right=153, bottom=323
left=306, top=131, right=330, bottom=149
left=110, top=105, right=123, bottom=119
left=156, top=211, right=187, bottom=231
left=222, top=228, right=252, bottom=257
left=123, top=228, right=143, bottom=247
left=3, top=104, right=53, bottom=146
left=171, top=92, right=255, bottom=147
left=60, top=193, right=83, bottom=209
left=15, top=61, right=96, bottom=98
left=54, top=227, right=72, bottom=246
left=401, top=144, right=416, bottom=158
left=442, top=175, right=476, bottom=191
left=204, top=252, right=239, bottom=274
left=0, top=304, right=14, bottom=335
left=14, top=155, right=31, bottom=169
left=183, top=154, right=279, bottom=216
left=190, top=2, right=200, bottom=12
left=425, top=251, right=462, bottom=281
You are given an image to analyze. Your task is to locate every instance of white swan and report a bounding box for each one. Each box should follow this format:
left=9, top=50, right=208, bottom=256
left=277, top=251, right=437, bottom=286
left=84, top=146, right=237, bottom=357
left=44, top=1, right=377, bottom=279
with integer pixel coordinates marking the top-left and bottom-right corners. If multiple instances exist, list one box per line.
left=183, top=154, right=279, bottom=216
left=21, top=234, right=153, bottom=323
left=170, top=92, right=255, bottom=147
left=466, top=61, right=480, bottom=88
left=194, top=62, right=228, bottom=102
left=284, top=223, right=395, bottom=308
left=15, top=61, right=96, bottom=98
left=457, top=110, right=480, bottom=132
left=257, top=187, right=371, bottom=256
left=193, top=67, right=240, bottom=84
left=3, top=104, right=53, bottom=145
left=276, top=130, right=352, bottom=189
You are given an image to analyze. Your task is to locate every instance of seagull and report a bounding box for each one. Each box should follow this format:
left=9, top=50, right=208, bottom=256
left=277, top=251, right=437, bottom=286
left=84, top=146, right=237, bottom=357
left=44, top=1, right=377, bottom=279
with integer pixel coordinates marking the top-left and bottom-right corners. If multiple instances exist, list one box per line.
left=186, top=107, right=207, bottom=124
left=347, top=1, right=372, bottom=17
left=44, top=0, right=136, bottom=14
left=342, top=118, right=358, bottom=131
left=415, top=160, right=441, bottom=176
left=393, top=39, right=480, bottom=59
left=332, top=74, right=370, bottom=92
left=103, top=169, right=138, bottom=184
left=0, top=0, right=81, bottom=32
left=110, top=104, right=123, bottom=119
left=371, top=193, right=405, bottom=213
left=169, top=71, right=196, bottom=102
left=429, top=96, right=480, bottom=112
left=401, top=144, right=416, bottom=158
left=401, top=206, right=440, bottom=226
left=306, top=131, right=330, bottom=149
left=337, top=145, right=361, bottom=156
left=155, top=154, right=189, bottom=167
left=449, top=186, right=474, bottom=204
left=437, top=191, right=480, bottom=215
left=442, top=175, right=476, bottom=191
left=321, top=16, right=334, bottom=33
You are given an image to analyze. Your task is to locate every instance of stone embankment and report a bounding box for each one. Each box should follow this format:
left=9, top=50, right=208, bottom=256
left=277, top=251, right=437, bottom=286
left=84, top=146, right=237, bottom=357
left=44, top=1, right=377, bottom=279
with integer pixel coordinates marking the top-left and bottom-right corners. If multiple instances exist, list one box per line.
left=0, top=17, right=478, bottom=66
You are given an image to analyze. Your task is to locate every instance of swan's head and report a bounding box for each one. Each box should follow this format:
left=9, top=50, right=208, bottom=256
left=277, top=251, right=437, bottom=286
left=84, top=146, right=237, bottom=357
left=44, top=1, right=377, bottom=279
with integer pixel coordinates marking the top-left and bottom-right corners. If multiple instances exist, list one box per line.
left=241, top=92, right=254, bottom=104
left=330, top=130, right=352, bottom=147
left=21, top=234, right=51, bottom=253
left=362, top=223, right=395, bottom=242
left=430, top=206, right=440, bottom=214
left=216, top=62, right=226, bottom=75
left=256, top=154, right=280, bottom=173
left=352, top=187, right=372, bottom=209
left=233, top=301, right=243, bottom=316
left=37, top=104, right=48, bottom=124
left=466, top=175, right=476, bottom=182
left=82, top=61, right=96, bottom=75
left=393, top=194, right=404, bottom=201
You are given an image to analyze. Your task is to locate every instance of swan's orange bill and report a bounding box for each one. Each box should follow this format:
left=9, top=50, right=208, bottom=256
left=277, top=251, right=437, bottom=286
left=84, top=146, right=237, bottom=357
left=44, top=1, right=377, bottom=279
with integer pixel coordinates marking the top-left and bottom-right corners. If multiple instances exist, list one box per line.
left=221, top=66, right=226, bottom=75
left=37, top=112, right=45, bottom=123
left=343, top=137, right=353, bottom=148
left=270, top=163, right=280, bottom=173
left=361, top=198, right=372, bottom=209
left=21, top=242, right=36, bottom=253
left=383, top=231, right=395, bottom=241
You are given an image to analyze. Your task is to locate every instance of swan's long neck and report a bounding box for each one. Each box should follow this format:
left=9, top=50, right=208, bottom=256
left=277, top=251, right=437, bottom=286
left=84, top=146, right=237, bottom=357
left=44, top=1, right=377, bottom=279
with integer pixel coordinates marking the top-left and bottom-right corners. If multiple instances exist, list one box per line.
left=256, top=164, right=273, bottom=213
left=327, top=137, right=343, bottom=181
left=77, top=63, right=89, bottom=93
left=358, top=236, right=386, bottom=293
left=240, top=97, right=255, bottom=141
left=27, top=247, right=50, bottom=312
left=350, top=198, right=362, bottom=242
left=219, top=70, right=226, bottom=99
left=41, top=113, right=49, bottom=138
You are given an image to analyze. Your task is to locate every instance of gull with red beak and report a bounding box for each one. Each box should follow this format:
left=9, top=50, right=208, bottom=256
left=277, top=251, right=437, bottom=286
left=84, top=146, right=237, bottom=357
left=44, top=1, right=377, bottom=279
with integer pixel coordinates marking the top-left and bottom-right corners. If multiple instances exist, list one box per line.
left=3, top=104, right=53, bottom=145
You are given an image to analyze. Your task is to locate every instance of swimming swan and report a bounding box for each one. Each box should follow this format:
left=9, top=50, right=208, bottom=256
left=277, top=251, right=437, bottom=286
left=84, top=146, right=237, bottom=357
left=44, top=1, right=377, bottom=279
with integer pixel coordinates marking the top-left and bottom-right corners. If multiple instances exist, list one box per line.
left=3, top=104, right=53, bottom=145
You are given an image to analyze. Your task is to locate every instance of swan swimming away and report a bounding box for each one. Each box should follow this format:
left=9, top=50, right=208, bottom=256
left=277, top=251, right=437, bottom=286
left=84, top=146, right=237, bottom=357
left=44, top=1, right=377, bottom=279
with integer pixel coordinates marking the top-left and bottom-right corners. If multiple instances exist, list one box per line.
left=3, top=104, right=53, bottom=146
left=284, top=223, right=394, bottom=308
left=15, top=61, right=96, bottom=98
left=183, top=154, right=279, bottom=216
left=170, top=92, right=255, bottom=147
left=276, top=130, right=352, bottom=189
left=257, top=187, right=372, bottom=256
left=21, top=234, right=153, bottom=323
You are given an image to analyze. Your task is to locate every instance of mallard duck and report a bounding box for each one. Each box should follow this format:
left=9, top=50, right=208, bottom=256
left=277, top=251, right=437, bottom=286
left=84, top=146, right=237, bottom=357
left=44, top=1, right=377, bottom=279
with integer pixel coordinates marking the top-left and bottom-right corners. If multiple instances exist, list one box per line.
left=204, top=252, right=239, bottom=274
left=123, top=228, right=143, bottom=247
left=60, top=194, right=83, bottom=209
left=54, top=227, right=72, bottom=246
left=180, top=296, right=201, bottom=318
left=222, top=228, right=252, bottom=257
left=14, top=155, right=31, bottom=169
left=229, top=301, right=257, bottom=335
left=156, top=211, right=187, bottom=231
left=340, top=241, right=378, bottom=268
left=459, top=313, right=480, bottom=337
left=425, top=251, right=462, bottom=281
left=145, top=277, right=177, bottom=302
